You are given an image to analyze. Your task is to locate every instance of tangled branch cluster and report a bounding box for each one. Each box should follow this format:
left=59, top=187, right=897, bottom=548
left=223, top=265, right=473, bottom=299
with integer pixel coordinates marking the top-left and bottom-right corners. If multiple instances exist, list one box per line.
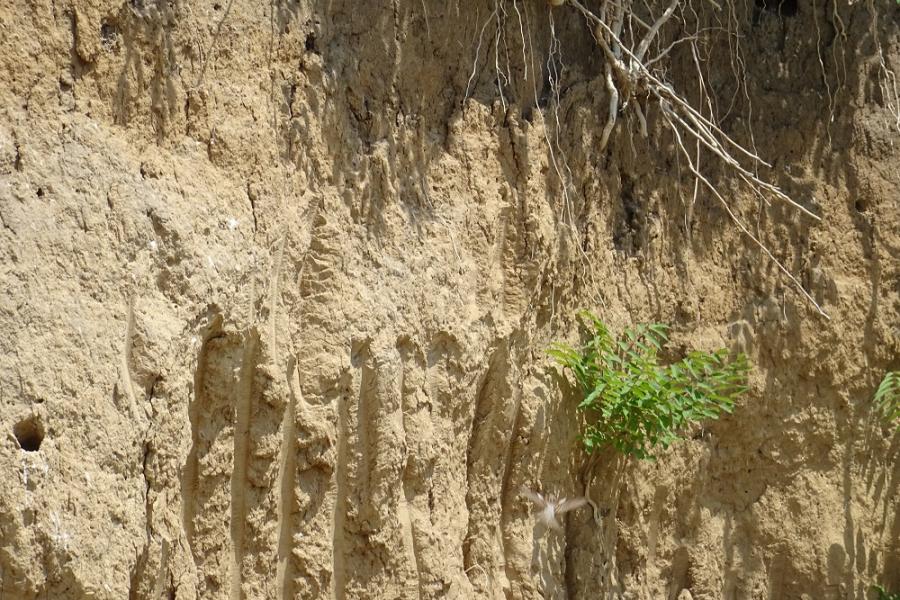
left=565, top=0, right=827, bottom=315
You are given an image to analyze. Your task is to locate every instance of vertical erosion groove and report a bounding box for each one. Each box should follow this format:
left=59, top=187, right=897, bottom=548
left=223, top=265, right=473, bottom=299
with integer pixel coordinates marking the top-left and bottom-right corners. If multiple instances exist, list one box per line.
left=463, top=365, right=494, bottom=586
left=371, top=346, right=416, bottom=595
left=399, top=340, right=430, bottom=596
left=396, top=487, right=422, bottom=599
left=120, top=298, right=140, bottom=419
left=356, top=346, right=376, bottom=515
left=276, top=360, right=300, bottom=600
left=332, top=365, right=353, bottom=600
left=498, top=386, right=526, bottom=592
left=230, top=332, right=261, bottom=600
left=151, top=539, right=170, bottom=600
left=463, top=341, right=518, bottom=596
left=424, top=337, right=469, bottom=588
left=181, top=363, right=201, bottom=556
left=396, top=342, right=423, bottom=598
left=181, top=324, right=224, bottom=557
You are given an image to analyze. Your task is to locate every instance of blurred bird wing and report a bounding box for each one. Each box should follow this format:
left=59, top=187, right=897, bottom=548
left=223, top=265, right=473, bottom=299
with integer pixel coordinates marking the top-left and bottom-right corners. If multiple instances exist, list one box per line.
left=556, top=497, right=588, bottom=513
left=519, top=486, right=546, bottom=507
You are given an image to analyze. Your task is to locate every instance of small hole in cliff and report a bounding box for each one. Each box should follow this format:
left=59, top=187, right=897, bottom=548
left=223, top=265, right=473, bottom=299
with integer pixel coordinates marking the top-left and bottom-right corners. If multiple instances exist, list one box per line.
left=613, top=174, right=644, bottom=255
left=36, top=187, right=44, bottom=198
left=521, top=105, right=534, bottom=123
left=854, top=198, right=869, bottom=213
left=13, top=417, right=44, bottom=452
left=305, top=32, right=318, bottom=53
left=213, top=2, right=222, bottom=10
left=100, top=22, right=119, bottom=49
left=754, top=0, right=797, bottom=16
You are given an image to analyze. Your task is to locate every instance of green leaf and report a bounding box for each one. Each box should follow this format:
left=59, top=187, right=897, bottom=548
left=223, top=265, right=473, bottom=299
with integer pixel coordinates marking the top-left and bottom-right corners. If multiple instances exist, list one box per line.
left=874, top=371, right=900, bottom=429
left=550, top=315, right=752, bottom=460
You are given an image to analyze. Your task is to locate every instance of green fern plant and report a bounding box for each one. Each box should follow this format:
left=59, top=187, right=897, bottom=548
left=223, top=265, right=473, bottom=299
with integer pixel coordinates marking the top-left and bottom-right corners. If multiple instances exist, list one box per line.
left=874, top=371, right=899, bottom=429
left=548, top=311, right=750, bottom=459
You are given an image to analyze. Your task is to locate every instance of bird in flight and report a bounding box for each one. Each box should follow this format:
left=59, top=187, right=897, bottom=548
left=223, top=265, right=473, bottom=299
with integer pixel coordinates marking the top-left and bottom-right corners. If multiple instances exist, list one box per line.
left=519, top=486, right=588, bottom=532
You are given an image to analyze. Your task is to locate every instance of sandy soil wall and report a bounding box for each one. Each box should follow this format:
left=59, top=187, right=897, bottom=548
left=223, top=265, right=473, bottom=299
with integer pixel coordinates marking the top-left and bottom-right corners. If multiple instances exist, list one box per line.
left=0, top=0, right=898, bottom=598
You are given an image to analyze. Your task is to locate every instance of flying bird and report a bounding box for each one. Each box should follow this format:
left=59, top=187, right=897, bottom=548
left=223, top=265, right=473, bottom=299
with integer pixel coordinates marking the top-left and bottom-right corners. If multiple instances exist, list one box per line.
left=519, top=486, right=589, bottom=532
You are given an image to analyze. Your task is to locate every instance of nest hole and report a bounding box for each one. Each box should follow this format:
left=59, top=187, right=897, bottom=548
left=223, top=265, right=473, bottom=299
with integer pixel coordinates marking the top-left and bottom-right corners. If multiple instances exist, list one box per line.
left=13, top=416, right=44, bottom=452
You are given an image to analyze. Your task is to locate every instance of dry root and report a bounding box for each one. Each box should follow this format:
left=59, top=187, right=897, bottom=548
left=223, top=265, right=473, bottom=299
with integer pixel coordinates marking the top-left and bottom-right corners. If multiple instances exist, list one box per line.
left=464, top=0, right=844, bottom=317
left=566, top=0, right=829, bottom=317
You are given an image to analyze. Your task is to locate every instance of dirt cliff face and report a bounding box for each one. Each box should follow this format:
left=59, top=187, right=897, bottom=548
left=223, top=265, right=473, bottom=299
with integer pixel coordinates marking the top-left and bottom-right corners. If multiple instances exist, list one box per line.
left=1, top=0, right=898, bottom=598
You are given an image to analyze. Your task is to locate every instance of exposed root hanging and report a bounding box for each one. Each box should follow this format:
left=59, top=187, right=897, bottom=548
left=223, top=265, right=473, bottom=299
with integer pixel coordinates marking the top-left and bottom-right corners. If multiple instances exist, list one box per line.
left=566, top=0, right=829, bottom=317
left=462, top=0, right=854, bottom=317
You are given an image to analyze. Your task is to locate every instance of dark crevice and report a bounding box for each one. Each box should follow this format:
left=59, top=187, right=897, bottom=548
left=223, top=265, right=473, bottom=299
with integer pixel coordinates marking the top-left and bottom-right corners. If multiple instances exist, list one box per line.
left=13, top=416, right=44, bottom=452
left=563, top=531, right=578, bottom=600
left=100, top=20, right=119, bottom=50
left=0, top=211, right=13, bottom=234
left=612, top=173, right=644, bottom=256
left=246, top=182, right=258, bottom=232
left=142, top=440, right=152, bottom=501
left=754, top=0, right=798, bottom=18
left=305, top=32, right=318, bottom=53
